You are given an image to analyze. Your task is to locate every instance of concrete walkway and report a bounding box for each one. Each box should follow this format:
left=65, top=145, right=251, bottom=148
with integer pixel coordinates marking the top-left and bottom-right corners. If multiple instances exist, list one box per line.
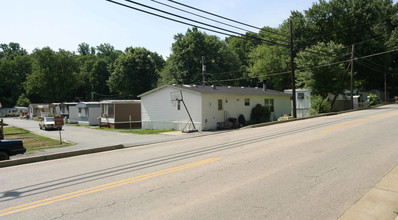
left=339, top=165, right=398, bottom=220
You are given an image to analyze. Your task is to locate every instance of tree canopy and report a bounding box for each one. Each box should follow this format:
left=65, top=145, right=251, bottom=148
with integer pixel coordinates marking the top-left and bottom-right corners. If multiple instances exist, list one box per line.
left=108, top=47, right=164, bottom=97
left=1, top=0, right=398, bottom=107
left=160, top=27, right=241, bottom=85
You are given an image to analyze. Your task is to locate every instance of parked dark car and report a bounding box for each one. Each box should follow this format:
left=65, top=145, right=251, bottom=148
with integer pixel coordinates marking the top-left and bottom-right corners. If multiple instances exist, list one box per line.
left=0, top=140, right=26, bottom=160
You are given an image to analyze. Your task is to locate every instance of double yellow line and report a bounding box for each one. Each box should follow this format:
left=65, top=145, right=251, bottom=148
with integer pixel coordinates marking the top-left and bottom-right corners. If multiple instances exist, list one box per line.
left=0, top=157, right=221, bottom=217
left=321, top=111, right=398, bottom=132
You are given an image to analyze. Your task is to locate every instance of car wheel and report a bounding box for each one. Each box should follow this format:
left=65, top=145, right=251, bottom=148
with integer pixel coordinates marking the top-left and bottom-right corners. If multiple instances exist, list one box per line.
left=0, top=151, right=9, bottom=160
left=39, top=125, right=42, bottom=130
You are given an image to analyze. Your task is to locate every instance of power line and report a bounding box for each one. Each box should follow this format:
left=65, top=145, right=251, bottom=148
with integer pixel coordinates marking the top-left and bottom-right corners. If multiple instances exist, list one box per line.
left=354, top=48, right=398, bottom=60
left=110, top=0, right=346, bottom=58
left=124, top=0, right=290, bottom=47
left=356, top=60, right=398, bottom=75
left=166, top=0, right=290, bottom=39
left=150, top=0, right=251, bottom=35
left=124, top=0, right=248, bottom=38
left=107, top=0, right=290, bottom=48
left=302, top=18, right=392, bottom=43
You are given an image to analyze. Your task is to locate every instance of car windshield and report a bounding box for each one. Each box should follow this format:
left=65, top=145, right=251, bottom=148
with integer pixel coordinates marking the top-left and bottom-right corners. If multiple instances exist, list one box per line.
left=45, top=118, right=55, bottom=122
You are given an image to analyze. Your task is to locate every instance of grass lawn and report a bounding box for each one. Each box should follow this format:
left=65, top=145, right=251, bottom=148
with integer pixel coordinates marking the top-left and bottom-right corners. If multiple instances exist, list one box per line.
left=65, top=123, right=174, bottom=134
left=95, top=127, right=173, bottom=134
left=3, top=126, right=74, bottom=151
left=120, top=129, right=173, bottom=134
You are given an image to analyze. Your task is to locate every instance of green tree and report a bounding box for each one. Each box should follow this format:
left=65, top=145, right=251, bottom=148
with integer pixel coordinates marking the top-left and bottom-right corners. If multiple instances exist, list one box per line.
left=295, top=41, right=348, bottom=98
left=16, top=93, right=31, bottom=107
left=108, top=47, right=164, bottom=97
left=280, top=0, right=398, bottom=92
left=25, top=47, right=80, bottom=102
left=0, top=54, right=32, bottom=107
left=96, top=43, right=122, bottom=64
left=77, top=42, right=95, bottom=56
left=0, top=42, right=28, bottom=61
left=247, top=43, right=290, bottom=91
left=310, top=95, right=331, bottom=114
left=160, top=28, right=241, bottom=85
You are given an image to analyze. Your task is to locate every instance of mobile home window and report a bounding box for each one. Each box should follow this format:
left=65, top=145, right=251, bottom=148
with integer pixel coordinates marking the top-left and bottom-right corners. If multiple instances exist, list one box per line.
left=104, top=105, right=109, bottom=116
left=244, top=98, right=250, bottom=106
left=265, top=99, right=275, bottom=112
left=218, top=99, right=223, bottom=111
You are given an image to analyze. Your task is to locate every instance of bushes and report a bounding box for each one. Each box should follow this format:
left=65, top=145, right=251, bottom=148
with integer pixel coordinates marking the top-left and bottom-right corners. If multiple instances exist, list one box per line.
left=250, top=104, right=271, bottom=124
left=310, top=95, right=331, bottom=115
left=368, top=93, right=379, bottom=106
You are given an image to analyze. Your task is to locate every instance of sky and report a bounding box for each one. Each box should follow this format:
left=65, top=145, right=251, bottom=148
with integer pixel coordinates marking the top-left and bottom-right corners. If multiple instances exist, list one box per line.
left=1, top=0, right=396, bottom=58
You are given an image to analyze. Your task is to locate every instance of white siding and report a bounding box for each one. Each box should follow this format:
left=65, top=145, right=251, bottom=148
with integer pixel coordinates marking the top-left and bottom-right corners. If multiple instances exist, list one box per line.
left=141, top=87, right=202, bottom=131
left=88, top=107, right=100, bottom=126
left=202, top=94, right=291, bottom=130
left=68, top=106, right=79, bottom=124
left=284, top=89, right=311, bottom=118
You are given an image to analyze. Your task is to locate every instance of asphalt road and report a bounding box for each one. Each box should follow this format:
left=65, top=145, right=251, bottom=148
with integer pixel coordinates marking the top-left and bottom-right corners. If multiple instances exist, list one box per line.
left=2, top=118, right=208, bottom=158
left=1, top=104, right=398, bottom=219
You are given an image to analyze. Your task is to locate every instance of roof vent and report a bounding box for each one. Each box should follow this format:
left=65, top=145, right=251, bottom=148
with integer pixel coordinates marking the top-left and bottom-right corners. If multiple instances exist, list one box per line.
left=263, top=81, right=267, bottom=91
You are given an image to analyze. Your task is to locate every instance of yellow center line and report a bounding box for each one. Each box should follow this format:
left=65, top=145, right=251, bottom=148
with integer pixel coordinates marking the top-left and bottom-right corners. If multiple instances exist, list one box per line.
left=321, top=111, right=398, bottom=132
left=0, top=157, right=221, bottom=217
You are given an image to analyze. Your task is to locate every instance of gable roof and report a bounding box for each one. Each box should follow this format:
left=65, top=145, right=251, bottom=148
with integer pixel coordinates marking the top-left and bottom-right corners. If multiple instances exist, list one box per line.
left=100, top=100, right=141, bottom=104
left=138, top=84, right=290, bottom=97
left=76, top=102, right=100, bottom=108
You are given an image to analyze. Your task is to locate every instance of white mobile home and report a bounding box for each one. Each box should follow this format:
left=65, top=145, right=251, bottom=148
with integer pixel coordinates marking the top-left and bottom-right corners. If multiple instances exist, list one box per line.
left=138, top=85, right=291, bottom=131
left=76, top=102, right=100, bottom=126
left=60, top=102, right=79, bottom=123
left=0, top=107, right=28, bottom=117
left=284, top=89, right=311, bottom=118
left=28, top=103, right=51, bottom=119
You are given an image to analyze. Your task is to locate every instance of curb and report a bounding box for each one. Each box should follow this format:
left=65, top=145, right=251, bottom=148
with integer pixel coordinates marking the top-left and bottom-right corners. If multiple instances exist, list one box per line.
left=0, top=144, right=124, bottom=168
left=241, top=104, right=386, bottom=129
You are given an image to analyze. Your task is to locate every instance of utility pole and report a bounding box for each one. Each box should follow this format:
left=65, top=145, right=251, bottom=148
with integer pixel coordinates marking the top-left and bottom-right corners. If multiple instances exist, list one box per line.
left=350, top=44, right=355, bottom=109
left=384, top=73, right=387, bottom=103
left=202, top=56, right=206, bottom=87
left=289, top=19, right=297, bottom=118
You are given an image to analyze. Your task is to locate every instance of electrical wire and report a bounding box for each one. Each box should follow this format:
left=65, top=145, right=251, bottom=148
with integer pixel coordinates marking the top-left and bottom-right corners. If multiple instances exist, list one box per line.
left=152, top=0, right=291, bottom=44
left=356, top=60, right=398, bottom=75
left=106, top=0, right=290, bottom=47
left=298, top=18, right=392, bottom=44
left=124, top=0, right=290, bottom=47
left=166, top=0, right=291, bottom=39
left=150, top=0, right=251, bottom=35
left=109, top=0, right=351, bottom=58
left=354, top=48, right=398, bottom=60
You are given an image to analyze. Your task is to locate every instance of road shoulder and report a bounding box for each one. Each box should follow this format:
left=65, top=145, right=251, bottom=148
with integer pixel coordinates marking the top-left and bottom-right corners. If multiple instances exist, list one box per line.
left=339, top=164, right=398, bottom=220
